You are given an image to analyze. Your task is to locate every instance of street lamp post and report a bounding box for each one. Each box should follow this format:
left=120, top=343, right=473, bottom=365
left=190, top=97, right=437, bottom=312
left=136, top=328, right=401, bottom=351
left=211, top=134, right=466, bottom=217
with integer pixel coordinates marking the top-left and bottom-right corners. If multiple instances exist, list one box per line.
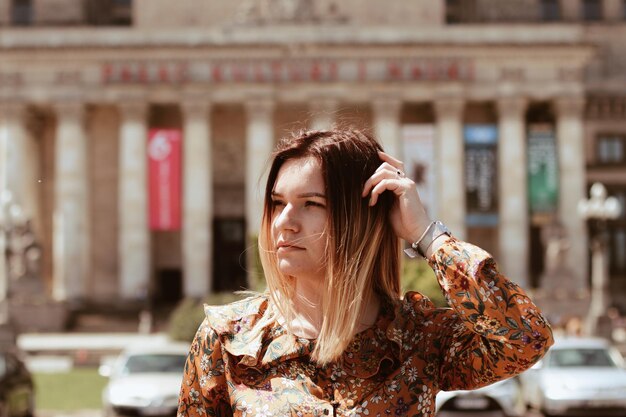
left=578, top=183, right=622, bottom=337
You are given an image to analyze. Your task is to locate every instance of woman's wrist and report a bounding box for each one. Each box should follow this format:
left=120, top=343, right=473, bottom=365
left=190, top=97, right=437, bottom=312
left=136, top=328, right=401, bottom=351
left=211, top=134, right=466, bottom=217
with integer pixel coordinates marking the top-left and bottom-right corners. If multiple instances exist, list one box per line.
left=408, top=218, right=433, bottom=244
left=406, top=220, right=452, bottom=259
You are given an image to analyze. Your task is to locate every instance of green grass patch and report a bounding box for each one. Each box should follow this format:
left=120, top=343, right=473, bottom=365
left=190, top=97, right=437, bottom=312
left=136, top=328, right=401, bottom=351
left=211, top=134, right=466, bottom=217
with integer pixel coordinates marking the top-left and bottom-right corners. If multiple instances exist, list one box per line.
left=33, top=368, right=108, bottom=411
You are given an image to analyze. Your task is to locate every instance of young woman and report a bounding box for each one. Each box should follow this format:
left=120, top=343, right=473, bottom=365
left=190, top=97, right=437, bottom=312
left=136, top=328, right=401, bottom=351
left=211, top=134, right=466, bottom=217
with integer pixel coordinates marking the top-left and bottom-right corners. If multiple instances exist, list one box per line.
left=178, top=129, right=553, bottom=417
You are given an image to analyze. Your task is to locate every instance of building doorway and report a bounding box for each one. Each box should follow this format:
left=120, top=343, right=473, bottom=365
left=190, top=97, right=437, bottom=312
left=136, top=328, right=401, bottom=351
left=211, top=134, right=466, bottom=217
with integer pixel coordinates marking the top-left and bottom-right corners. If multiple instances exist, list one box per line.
left=213, top=218, right=247, bottom=292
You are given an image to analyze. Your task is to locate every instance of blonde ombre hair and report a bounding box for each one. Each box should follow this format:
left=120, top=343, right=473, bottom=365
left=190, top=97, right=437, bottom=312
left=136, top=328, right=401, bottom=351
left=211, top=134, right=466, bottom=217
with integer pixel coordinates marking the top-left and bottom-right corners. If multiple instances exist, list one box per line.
left=258, top=129, right=401, bottom=365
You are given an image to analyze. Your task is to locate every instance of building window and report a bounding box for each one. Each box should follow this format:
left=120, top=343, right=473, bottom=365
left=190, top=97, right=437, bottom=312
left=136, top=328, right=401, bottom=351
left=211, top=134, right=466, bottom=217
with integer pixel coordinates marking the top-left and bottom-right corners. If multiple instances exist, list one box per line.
left=445, top=0, right=478, bottom=24
left=583, top=0, right=603, bottom=21
left=10, top=0, right=32, bottom=26
left=597, top=135, right=626, bottom=165
left=111, top=0, right=132, bottom=25
left=85, top=0, right=132, bottom=26
left=541, top=0, right=561, bottom=21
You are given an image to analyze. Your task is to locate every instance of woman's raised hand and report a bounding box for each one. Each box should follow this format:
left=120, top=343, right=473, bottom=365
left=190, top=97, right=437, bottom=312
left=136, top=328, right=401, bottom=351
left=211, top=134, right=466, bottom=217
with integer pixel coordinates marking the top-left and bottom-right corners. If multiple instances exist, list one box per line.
left=361, top=151, right=432, bottom=244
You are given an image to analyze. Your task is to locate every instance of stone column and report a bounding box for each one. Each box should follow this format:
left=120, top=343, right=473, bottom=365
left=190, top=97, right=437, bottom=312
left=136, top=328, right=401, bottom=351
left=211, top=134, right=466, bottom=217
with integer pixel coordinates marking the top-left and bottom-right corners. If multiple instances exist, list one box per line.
left=603, top=0, right=624, bottom=21
left=245, top=98, right=275, bottom=238
left=309, top=98, right=339, bottom=131
left=118, top=101, right=150, bottom=300
left=497, top=97, right=529, bottom=287
left=0, top=0, right=10, bottom=26
left=0, top=103, right=40, bottom=230
left=52, top=101, right=90, bottom=302
left=555, top=96, right=587, bottom=290
left=181, top=99, right=212, bottom=298
left=372, top=97, right=403, bottom=158
left=0, top=103, right=29, bottom=325
left=434, top=97, right=466, bottom=239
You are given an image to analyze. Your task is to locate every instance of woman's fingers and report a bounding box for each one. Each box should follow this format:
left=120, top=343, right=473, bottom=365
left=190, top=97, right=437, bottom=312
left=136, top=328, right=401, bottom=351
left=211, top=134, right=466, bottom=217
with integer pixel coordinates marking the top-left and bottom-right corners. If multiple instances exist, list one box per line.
left=363, top=152, right=412, bottom=204
left=368, top=178, right=406, bottom=206
left=362, top=166, right=406, bottom=197
left=378, top=151, right=405, bottom=171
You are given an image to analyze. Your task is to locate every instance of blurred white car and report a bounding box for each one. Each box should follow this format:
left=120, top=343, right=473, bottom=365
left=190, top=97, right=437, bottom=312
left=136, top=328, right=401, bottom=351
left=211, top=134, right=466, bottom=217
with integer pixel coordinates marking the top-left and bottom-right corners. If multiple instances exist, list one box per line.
left=520, top=337, right=626, bottom=417
left=436, top=377, right=526, bottom=416
left=101, top=342, right=190, bottom=417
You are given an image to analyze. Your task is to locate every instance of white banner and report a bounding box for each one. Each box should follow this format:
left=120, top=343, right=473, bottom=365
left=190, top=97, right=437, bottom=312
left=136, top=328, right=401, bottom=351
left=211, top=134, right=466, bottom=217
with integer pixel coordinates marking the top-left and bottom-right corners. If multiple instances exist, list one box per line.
left=402, top=124, right=437, bottom=219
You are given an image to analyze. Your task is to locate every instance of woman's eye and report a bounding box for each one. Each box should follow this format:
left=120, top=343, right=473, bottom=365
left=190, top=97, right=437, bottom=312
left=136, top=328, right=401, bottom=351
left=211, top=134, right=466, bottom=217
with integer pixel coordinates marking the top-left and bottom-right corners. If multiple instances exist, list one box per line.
left=305, top=201, right=325, bottom=208
left=271, top=200, right=285, bottom=209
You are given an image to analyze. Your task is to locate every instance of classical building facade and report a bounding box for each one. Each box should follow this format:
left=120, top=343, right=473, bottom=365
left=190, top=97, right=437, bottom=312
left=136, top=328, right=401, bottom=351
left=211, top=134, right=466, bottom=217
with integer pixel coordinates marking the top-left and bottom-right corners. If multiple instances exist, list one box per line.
left=0, top=0, right=625, bottom=315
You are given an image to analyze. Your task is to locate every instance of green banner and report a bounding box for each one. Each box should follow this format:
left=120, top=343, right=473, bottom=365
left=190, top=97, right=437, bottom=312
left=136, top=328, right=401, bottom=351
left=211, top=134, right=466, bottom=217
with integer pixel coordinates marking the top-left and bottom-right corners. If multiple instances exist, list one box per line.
left=528, top=124, right=558, bottom=216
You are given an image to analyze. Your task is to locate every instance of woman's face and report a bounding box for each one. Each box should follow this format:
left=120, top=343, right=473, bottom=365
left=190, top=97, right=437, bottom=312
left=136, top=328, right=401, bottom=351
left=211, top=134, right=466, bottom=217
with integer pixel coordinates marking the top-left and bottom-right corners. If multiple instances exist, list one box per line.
left=271, top=156, right=328, bottom=282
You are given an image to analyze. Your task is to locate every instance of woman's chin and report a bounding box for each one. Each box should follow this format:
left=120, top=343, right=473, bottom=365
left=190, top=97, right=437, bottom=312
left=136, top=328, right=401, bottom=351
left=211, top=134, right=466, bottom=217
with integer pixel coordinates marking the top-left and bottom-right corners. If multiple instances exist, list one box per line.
left=277, top=261, right=301, bottom=277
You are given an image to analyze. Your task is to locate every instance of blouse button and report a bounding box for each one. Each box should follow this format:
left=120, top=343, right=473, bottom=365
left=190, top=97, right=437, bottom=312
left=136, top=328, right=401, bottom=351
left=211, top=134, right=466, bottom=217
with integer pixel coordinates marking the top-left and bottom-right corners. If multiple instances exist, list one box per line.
left=323, top=409, right=329, bottom=415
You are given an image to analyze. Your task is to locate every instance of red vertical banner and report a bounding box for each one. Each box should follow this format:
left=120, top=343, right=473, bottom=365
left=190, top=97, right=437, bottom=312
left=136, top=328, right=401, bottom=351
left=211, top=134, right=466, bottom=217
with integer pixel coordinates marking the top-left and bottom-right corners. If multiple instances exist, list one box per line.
left=148, top=129, right=182, bottom=231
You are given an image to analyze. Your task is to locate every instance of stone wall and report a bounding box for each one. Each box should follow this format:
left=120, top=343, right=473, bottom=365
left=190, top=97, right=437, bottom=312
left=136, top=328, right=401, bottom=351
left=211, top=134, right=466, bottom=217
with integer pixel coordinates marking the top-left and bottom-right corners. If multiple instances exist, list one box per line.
left=134, top=0, right=444, bottom=28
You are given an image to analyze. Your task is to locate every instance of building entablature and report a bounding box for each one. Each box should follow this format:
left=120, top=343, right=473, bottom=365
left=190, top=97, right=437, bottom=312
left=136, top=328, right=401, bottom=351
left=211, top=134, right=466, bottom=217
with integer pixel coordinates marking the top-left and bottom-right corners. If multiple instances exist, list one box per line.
left=0, top=41, right=594, bottom=107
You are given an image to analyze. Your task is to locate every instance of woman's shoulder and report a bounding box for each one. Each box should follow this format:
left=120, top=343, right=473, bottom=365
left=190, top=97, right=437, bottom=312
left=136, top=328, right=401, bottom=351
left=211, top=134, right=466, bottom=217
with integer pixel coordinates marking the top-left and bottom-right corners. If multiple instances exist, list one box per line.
left=202, top=292, right=269, bottom=335
left=201, top=292, right=285, bottom=368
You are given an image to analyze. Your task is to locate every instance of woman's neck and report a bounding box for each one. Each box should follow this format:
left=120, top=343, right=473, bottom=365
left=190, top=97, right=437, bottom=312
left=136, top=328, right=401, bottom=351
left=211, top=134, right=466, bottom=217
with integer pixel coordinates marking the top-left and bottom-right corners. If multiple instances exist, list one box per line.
left=289, top=278, right=324, bottom=338
left=287, top=278, right=380, bottom=339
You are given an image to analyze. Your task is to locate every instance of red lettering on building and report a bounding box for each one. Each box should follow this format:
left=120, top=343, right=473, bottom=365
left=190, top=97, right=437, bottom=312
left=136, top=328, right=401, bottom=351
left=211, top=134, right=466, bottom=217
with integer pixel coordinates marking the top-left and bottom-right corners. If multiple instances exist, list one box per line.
left=212, top=64, right=222, bottom=82
left=358, top=61, right=367, bottom=81
left=271, top=61, right=282, bottom=81
left=235, top=64, right=249, bottom=82
left=102, top=64, right=113, bottom=82
left=388, top=62, right=403, bottom=80
left=448, top=63, right=458, bottom=80
left=411, top=65, right=422, bottom=80
left=254, top=64, right=265, bottom=82
left=311, top=62, right=321, bottom=81
left=138, top=64, right=148, bottom=83
left=159, top=65, right=169, bottom=82
left=328, top=61, right=338, bottom=80
left=121, top=66, right=133, bottom=82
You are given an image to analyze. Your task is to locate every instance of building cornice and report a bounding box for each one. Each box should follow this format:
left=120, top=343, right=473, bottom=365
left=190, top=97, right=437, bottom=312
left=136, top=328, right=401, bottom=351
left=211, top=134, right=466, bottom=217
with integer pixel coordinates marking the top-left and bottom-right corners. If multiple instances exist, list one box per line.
left=0, top=25, right=591, bottom=50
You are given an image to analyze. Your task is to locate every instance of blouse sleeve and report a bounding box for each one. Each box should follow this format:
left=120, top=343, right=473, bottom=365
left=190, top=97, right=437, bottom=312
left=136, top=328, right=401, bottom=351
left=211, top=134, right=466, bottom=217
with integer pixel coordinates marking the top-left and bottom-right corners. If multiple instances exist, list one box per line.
left=178, top=317, right=232, bottom=417
left=428, top=238, right=554, bottom=391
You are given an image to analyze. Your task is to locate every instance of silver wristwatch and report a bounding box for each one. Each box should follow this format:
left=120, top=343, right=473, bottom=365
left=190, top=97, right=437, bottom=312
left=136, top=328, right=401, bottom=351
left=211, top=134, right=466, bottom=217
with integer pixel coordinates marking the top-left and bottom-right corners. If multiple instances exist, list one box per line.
left=404, top=220, right=451, bottom=259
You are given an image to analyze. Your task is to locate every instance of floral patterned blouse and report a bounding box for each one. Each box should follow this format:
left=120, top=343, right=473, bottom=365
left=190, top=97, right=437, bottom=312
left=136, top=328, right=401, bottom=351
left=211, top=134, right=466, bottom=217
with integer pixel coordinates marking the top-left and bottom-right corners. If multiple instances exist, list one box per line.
left=178, top=238, right=553, bottom=417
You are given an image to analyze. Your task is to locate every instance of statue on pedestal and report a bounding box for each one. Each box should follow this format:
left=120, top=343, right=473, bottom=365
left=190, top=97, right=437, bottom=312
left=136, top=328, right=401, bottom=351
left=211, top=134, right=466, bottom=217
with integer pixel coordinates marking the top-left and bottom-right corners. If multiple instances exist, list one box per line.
left=6, top=220, right=44, bottom=296
left=540, top=218, right=572, bottom=289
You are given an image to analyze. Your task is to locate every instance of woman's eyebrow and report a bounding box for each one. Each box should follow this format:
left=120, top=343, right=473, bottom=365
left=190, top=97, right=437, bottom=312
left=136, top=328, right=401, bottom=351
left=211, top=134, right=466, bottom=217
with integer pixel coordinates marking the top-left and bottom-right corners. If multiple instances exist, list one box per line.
left=271, top=191, right=326, bottom=198
left=298, top=192, right=326, bottom=199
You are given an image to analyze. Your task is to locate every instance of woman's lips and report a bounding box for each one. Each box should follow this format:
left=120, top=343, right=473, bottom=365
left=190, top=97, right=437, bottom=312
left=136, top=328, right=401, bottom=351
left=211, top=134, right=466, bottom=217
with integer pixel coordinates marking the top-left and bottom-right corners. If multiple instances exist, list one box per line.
left=277, top=243, right=305, bottom=251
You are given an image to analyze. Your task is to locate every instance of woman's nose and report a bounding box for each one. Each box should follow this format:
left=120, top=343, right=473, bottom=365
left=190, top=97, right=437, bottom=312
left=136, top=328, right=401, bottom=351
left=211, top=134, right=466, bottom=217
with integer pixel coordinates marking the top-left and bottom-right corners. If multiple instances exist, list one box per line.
left=274, top=204, right=299, bottom=232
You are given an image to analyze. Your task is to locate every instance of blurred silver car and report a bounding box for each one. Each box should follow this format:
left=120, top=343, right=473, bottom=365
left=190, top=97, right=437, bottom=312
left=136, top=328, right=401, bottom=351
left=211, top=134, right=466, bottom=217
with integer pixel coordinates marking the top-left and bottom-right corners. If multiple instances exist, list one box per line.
left=436, top=377, right=526, bottom=416
left=101, top=342, right=189, bottom=417
left=520, top=337, right=626, bottom=417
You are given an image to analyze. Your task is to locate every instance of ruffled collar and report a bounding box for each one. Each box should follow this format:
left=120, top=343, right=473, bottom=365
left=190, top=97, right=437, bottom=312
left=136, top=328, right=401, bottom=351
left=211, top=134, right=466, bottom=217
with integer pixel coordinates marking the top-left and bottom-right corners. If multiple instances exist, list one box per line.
left=203, top=291, right=436, bottom=379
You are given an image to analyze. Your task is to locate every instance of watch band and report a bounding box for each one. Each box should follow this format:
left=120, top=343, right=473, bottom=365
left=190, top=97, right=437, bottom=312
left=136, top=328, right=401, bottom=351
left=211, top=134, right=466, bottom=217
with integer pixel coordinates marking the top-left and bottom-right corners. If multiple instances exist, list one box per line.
left=404, top=220, right=451, bottom=259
